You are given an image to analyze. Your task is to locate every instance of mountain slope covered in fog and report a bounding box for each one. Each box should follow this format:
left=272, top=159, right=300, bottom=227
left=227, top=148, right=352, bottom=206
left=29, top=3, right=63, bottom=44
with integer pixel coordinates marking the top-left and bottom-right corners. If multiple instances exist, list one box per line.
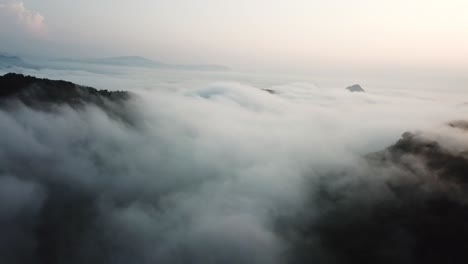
left=0, top=73, right=132, bottom=122
left=0, top=73, right=129, bottom=105
left=286, top=130, right=468, bottom=263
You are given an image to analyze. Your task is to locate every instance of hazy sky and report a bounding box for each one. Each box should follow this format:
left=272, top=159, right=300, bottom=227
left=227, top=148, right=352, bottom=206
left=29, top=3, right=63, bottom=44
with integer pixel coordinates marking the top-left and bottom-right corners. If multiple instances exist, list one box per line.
left=1, top=0, right=467, bottom=72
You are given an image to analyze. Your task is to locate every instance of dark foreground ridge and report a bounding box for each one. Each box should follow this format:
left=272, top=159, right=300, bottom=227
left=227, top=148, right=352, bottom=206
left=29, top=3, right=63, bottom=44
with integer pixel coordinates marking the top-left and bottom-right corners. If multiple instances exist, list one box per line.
left=286, top=126, right=468, bottom=264
left=0, top=73, right=130, bottom=109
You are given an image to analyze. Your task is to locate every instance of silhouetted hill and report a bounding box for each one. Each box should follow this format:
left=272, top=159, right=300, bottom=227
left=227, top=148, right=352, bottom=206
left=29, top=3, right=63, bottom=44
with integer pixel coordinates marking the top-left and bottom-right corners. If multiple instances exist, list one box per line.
left=286, top=124, right=468, bottom=264
left=0, top=73, right=131, bottom=121
left=346, top=84, right=365, bottom=92
left=261, top=88, right=276, bottom=94
left=374, top=131, right=468, bottom=184
left=449, top=120, right=468, bottom=131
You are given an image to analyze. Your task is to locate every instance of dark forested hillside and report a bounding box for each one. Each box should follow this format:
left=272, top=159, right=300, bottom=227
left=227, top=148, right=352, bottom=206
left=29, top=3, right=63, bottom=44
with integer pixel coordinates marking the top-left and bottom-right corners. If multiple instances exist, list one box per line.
left=0, top=73, right=130, bottom=109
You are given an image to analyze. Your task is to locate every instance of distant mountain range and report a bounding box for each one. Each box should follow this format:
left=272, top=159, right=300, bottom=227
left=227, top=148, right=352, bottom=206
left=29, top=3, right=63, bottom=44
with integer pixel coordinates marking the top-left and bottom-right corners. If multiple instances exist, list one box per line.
left=0, top=53, right=230, bottom=72
left=0, top=54, right=40, bottom=70
left=56, top=56, right=231, bottom=71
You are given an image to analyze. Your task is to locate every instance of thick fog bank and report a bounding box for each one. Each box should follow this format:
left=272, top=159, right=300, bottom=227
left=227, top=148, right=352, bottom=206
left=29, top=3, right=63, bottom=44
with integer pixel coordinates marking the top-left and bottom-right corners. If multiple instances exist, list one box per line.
left=0, top=73, right=467, bottom=264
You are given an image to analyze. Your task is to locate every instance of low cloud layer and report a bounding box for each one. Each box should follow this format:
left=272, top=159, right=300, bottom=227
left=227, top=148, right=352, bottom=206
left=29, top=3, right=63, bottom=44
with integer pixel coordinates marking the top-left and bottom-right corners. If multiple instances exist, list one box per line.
left=0, top=70, right=467, bottom=263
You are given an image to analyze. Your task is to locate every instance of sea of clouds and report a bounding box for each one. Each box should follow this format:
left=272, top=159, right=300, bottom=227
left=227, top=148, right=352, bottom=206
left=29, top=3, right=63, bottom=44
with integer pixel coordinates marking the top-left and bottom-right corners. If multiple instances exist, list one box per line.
left=0, top=64, right=467, bottom=263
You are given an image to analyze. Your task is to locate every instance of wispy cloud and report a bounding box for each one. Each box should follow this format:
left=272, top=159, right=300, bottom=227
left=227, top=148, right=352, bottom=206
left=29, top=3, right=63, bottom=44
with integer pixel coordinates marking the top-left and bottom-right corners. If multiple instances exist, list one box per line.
left=0, top=0, right=46, bottom=35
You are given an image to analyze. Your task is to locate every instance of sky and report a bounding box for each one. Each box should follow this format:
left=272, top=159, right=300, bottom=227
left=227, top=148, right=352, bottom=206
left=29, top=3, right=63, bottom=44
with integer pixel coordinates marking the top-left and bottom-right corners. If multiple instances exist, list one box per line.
left=1, top=0, right=468, bottom=73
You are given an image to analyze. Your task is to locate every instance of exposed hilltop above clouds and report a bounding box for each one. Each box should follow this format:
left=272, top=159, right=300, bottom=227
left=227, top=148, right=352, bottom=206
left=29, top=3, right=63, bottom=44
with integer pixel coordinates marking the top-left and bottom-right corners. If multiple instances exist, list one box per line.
left=0, top=73, right=133, bottom=124
left=288, top=128, right=468, bottom=264
left=449, top=120, right=468, bottom=131
left=346, top=84, right=365, bottom=92
left=0, top=73, right=129, bottom=106
left=0, top=71, right=467, bottom=263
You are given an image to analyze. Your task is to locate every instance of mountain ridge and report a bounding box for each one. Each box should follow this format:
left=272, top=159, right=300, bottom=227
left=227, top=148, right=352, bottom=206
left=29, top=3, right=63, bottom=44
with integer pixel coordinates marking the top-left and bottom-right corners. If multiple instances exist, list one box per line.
left=56, top=55, right=231, bottom=71
left=0, top=54, right=40, bottom=70
left=0, top=73, right=132, bottom=122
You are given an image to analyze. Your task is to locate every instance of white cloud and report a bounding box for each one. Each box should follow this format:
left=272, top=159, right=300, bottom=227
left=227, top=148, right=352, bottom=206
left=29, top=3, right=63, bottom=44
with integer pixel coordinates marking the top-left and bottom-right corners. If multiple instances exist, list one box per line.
left=0, top=66, right=467, bottom=263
